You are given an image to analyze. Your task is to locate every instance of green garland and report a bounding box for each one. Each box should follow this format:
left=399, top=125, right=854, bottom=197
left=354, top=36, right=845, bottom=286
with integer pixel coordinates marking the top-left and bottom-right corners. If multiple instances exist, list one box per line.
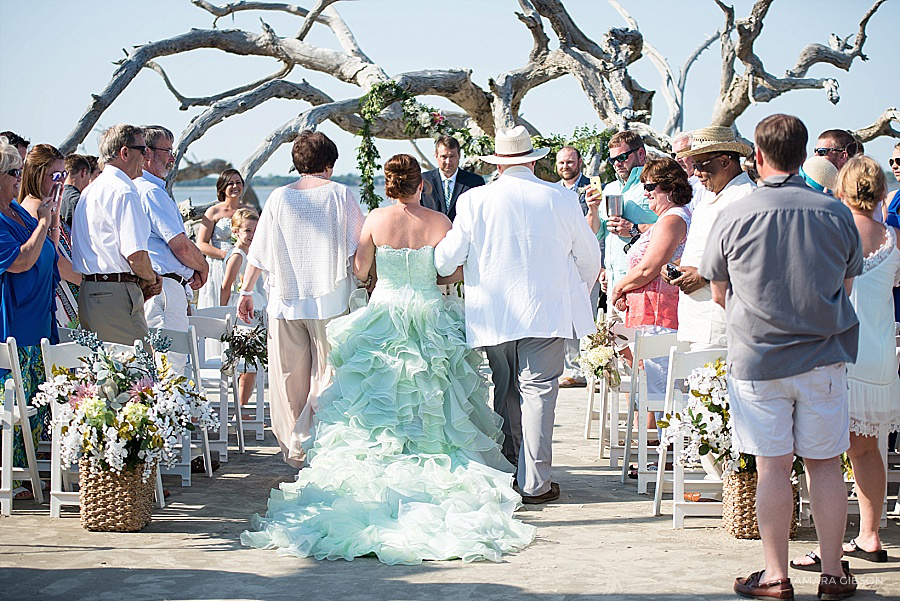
left=356, top=82, right=616, bottom=211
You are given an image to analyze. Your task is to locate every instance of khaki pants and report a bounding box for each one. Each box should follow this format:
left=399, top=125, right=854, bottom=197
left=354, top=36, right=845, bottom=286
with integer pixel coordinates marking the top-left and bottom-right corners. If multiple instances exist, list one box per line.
left=267, top=316, right=334, bottom=468
left=78, top=280, right=149, bottom=346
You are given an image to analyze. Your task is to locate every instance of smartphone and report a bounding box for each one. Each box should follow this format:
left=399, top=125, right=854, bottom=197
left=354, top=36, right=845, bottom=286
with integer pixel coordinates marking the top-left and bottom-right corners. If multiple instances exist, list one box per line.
left=665, top=263, right=681, bottom=280
left=589, top=176, right=603, bottom=190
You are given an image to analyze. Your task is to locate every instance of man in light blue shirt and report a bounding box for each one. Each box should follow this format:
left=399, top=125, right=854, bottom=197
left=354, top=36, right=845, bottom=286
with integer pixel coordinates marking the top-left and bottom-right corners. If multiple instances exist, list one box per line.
left=134, top=126, right=208, bottom=371
left=591, top=131, right=657, bottom=306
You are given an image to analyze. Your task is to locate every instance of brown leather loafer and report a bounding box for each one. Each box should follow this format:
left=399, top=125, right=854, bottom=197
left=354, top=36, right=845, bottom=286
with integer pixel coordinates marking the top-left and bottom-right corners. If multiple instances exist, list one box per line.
left=520, top=482, right=560, bottom=504
left=734, top=570, right=794, bottom=600
left=818, top=569, right=857, bottom=600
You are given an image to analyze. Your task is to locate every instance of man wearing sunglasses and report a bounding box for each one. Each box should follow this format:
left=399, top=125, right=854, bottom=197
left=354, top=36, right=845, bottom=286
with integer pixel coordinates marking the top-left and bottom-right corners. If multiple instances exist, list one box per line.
left=671, top=126, right=755, bottom=352
left=71, top=124, right=162, bottom=345
left=588, top=131, right=656, bottom=311
left=814, top=129, right=862, bottom=172
left=135, top=126, right=209, bottom=375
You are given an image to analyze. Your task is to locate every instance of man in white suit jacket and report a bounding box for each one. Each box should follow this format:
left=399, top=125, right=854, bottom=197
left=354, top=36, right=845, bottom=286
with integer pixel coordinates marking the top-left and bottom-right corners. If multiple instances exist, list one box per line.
left=435, top=126, right=602, bottom=503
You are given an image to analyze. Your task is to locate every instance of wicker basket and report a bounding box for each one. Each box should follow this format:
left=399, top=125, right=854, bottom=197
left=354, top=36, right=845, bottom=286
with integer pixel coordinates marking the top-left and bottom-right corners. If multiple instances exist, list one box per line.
left=78, top=458, right=155, bottom=532
left=723, top=471, right=799, bottom=539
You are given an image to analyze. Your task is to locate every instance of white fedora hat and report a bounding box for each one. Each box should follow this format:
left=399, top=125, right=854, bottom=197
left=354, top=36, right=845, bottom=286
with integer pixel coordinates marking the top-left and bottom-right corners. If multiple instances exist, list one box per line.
left=479, top=125, right=549, bottom=165
left=676, top=125, right=753, bottom=159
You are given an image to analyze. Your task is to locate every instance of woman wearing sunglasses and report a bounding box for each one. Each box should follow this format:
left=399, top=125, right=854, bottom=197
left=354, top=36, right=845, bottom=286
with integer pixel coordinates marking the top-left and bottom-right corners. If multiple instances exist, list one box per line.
left=609, top=157, right=692, bottom=407
left=0, top=137, right=61, bottom=501
left=18, top=144, right=81, bottom=327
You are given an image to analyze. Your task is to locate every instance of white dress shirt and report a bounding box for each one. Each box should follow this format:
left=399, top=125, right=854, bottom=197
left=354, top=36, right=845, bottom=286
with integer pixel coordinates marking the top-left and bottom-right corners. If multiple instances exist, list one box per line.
left=677, top=171, right=755, bottom=345
left=134, top=170, right=193, bottom=280
left=687, top=175, right=714, bottom=212
left=72, top=165, right=151, bottom=275
left=435, top=166, right=602, bottom=348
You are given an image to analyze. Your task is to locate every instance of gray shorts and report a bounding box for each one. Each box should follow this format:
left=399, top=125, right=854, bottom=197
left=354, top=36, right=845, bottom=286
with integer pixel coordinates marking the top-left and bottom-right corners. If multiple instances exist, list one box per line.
left=729, top=363, right=850, bottom=460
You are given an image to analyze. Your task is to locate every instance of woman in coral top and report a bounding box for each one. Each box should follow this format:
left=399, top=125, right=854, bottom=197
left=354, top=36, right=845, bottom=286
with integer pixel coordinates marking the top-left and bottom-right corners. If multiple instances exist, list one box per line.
left=610, top=156, right=691, bottom=400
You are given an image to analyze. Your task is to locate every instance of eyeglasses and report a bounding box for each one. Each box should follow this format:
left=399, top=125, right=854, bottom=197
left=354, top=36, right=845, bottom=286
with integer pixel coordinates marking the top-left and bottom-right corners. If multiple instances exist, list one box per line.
left=643, top=182, right=659, bottom=193
left=607, top=148, right=638, bottom=165
left=889, top=158, right=899, bottom=168
left=5, top=168, right=22, bottom=178
left=694, top=155, right=723, bottom=173
left=148, top=146, right=175, bottom=157
left=813, top=147, right=846, bottom=157
left=50, top=170, right=68, bottom=182
left=127, top=145, right=148, bottom=155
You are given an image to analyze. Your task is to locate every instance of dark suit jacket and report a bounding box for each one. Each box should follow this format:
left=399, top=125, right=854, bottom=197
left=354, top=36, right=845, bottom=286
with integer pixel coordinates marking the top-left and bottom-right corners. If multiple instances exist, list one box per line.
left=420, top=168, right=485, bottom=222
left=560, top=173, right=591, bottom=216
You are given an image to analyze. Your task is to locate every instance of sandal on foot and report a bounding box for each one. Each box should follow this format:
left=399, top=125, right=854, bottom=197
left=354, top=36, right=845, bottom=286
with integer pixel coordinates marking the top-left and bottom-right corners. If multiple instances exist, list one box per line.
left=12, top=486, right=33, bottom=500
left=790, top=551, right=849, bottom=573
left=843, top=538, right=887, bottom=563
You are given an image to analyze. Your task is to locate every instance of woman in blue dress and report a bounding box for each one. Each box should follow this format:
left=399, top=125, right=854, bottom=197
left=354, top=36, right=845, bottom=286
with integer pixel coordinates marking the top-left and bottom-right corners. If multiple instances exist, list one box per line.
left=242, top=154, right=535, bottom=564
left=0, top=136, right=61, bottom=498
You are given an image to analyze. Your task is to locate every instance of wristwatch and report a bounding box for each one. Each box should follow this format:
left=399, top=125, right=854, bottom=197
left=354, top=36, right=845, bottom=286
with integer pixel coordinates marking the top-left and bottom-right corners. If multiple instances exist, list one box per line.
left=629, top=223, right=640, bottom=237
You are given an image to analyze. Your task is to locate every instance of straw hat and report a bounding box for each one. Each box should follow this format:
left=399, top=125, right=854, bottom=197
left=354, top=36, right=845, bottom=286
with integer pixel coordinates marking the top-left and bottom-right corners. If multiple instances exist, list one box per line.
left=800, top=155, right=839, bottom=192
left=676, top=126, right=753, bottom=159
left=479, top=125, right=549, bottom=165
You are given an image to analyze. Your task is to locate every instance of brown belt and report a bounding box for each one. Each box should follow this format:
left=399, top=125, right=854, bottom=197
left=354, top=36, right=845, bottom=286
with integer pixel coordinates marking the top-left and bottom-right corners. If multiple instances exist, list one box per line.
left=83, top=273, right=140, bottom=284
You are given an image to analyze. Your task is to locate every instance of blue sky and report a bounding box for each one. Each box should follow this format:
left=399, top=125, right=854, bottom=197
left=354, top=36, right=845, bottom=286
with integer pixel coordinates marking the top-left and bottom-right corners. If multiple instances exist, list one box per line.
left=0, top=0, right=897, bottom=176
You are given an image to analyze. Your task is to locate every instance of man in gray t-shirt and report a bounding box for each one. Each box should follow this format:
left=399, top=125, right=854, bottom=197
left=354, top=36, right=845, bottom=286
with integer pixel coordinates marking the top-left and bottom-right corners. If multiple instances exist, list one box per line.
left=700, top=115, right=862, bottom=600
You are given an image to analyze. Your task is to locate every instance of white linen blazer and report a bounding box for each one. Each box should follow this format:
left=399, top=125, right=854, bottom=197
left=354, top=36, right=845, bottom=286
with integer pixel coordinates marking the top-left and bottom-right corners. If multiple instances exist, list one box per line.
left=435, top=166, right=602, bottom=348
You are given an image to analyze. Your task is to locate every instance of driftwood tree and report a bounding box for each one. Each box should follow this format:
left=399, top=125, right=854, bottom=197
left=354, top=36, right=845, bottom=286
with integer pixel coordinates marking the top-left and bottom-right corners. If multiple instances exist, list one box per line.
left=57, top=0, right=896, bottom=194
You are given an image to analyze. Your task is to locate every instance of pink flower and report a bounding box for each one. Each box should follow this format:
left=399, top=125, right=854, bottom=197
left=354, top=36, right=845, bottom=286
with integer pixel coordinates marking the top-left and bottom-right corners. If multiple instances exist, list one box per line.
left=431, top=112, right=445, bottom=125
left=70, top=383, right=98, bottom=408
left=128, top=377, right=154, bottom=400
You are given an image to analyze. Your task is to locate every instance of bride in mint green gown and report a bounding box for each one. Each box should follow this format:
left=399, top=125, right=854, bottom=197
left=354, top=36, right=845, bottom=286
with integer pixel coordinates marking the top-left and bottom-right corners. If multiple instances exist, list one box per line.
left=241, top=155, right=535, bottom=564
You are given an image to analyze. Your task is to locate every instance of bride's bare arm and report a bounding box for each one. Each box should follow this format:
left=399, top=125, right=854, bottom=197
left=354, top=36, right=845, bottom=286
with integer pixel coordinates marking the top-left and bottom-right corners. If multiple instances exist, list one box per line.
left=353, top=213, right=376, bottom=282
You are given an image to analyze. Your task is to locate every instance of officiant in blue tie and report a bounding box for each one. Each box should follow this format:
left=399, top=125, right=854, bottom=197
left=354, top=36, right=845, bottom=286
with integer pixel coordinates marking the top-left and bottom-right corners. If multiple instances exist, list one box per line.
left=420, top=135, right=484, bottom=221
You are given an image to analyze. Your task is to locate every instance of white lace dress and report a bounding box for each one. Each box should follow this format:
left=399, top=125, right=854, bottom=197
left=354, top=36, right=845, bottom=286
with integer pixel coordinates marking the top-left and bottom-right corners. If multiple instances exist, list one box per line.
left=197, top=217, right=235, bottom=310
left=847, top=225, right=900, bottom=437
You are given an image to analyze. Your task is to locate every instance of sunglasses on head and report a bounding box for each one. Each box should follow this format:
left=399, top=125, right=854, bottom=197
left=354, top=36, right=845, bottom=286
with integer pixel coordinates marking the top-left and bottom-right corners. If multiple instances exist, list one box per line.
left=643, top=182, right=659, bottom=192
left=607, top=148, right=638, bottom=164
left=51, top=170, right=68, bottom=182
left=814, top=146, right=845, bottom=157
left=889, top=158, right=899, bottom=168
left=5, top=168, right=22, bottom=178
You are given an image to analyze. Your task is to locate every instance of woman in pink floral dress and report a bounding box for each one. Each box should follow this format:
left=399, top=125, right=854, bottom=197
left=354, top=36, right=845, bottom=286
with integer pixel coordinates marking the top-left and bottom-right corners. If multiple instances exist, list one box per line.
left=610, top=157, right=691, bottom=402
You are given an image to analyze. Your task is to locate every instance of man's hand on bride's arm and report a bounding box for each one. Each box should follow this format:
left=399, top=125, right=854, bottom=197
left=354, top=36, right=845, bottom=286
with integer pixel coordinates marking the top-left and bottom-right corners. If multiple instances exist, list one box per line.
left=436, top=265, right=463, bottom=285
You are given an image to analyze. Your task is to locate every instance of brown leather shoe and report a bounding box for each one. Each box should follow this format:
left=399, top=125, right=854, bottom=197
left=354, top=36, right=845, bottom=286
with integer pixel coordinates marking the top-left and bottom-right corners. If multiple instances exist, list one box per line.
left=818, top=569, right=857, bottom=600
left=520, top=482, right=560, bottom=504
left=734, top=570, right=794, bottom=600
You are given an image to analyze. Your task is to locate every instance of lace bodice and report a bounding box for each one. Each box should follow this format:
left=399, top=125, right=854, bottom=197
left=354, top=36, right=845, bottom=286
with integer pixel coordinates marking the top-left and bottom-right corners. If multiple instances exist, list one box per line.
left=371, top=246, right=441, bottom=301
left=211, top=217, right=234, bottom=251
left=862, top=225, right=897, bottom=274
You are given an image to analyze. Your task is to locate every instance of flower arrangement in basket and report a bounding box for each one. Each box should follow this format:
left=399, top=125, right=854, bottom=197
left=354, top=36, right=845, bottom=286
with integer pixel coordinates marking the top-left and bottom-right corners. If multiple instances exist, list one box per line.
left=220, top=319, right=267, bottom=377
left=575, top=316, right=626, bottom=388
left=34, top=330, right=218, bottom=482
left=656, top=358, right=802, bottom=538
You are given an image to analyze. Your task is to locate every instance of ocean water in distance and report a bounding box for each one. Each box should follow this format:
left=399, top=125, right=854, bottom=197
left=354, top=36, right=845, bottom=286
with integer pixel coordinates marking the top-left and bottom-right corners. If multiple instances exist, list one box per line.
left=173, top=185, right=370, bottom=212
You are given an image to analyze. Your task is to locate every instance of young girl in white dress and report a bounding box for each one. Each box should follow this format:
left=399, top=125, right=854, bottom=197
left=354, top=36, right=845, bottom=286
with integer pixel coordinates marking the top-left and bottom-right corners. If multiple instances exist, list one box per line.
left=220, top=207, right=265, bottom=412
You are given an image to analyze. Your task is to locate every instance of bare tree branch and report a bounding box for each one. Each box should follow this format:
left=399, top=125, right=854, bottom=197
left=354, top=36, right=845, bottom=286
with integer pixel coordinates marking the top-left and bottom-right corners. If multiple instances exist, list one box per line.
left=407, top=139, right=435, bottom=171
left=144, top=59, right=294, bottom=110
left=786, top=0, right=887, bottom=78
left=853, top=107, right=900, bottom=143
left=58, top=26, right=388, bottom=154
left=294, top=0, right=339, bottom=40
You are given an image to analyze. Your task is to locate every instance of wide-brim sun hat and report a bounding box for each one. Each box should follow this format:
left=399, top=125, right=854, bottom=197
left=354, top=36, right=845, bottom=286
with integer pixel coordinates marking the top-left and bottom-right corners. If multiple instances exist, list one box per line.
left=800, top=155, right=839, bottom=192
left=479, top=125, right=550, bottom=165
left=676, top=125, right=753, bottom=159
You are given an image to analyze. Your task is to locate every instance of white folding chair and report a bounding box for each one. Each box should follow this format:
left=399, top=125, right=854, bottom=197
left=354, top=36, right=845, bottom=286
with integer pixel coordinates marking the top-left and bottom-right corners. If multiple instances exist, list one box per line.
left=152, top=325, right=214, bottom=485
left=194, top=306, right=267, bottom=442
left=40, top=337, right=165, bottom=517
left=651, top=347, right=727, bottom=527
left=0, top=337, right=44, bottom=515
left=189, top=314, right=245, bottom=458
left=619, top=331, right=690, bottom=493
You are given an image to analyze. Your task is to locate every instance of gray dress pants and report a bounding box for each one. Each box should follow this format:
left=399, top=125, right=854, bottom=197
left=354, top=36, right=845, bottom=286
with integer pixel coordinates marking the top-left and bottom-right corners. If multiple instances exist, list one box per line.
left=484, top=337, right=565, bottom=496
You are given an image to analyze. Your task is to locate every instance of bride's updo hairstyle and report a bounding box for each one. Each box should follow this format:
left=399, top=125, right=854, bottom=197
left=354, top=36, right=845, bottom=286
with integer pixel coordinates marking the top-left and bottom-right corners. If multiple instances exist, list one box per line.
left=835, top=155, right=886, bottom=213
left=384, top=154, right=422, bottom=200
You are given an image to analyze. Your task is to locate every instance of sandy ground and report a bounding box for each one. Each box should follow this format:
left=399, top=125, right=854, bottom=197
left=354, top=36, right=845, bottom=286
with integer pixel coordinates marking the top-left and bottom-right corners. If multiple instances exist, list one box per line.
left=1, top=385, right=898, bottom=601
